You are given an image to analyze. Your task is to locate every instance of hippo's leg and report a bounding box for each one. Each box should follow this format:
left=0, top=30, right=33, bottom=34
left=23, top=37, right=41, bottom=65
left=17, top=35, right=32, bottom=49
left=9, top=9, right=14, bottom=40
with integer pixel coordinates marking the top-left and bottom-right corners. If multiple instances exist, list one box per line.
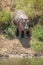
left=26, top=31, right=31, bottom=38
left=21, top=31, right=24, bottom=38
left=16, top=28, right=19, bottom=37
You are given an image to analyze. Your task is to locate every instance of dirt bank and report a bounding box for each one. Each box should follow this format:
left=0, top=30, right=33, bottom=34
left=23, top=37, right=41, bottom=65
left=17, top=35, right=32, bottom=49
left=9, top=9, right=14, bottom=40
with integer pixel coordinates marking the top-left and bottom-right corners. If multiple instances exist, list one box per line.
left=0, top=34, right=43, bottom=58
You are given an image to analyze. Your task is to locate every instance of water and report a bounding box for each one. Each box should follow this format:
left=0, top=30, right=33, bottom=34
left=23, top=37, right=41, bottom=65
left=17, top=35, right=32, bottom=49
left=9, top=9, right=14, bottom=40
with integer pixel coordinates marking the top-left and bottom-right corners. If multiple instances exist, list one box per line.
left=0, top=58, right=43, bottom=65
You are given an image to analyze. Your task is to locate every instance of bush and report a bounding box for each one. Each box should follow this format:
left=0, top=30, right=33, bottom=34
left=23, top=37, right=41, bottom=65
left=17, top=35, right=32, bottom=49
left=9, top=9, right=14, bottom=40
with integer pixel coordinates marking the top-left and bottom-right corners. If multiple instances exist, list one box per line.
left=0, top=11, right=17, bottom=39
left=0, top=11, right=11, bottom=30
left=31, top=40, right=43, bottom=51
left=31, top=25, right=43, bottom=51
left=32, top=25, right=43, bottom=41
left=0, top=11, right=11, bottom=24
left=5, top=25, right=17, bottom=39
left=33, top=0, right=43, bottom=11
left=39, top=16, right=43, bottom=25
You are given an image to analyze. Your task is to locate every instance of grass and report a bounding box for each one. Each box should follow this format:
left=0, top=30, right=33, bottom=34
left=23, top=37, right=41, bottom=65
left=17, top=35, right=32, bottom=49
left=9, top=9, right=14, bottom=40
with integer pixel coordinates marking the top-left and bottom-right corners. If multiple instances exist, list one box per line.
left=0, top=58, right=43, bottom=65
left=14, top=0, right=35, bottom=18
left=14, top=0, right=43, bottom=18
left=5, top=24, right=17, bottom=38
left=0, top=11, right=11, bottom=31
left=31, top=38, right=43, bottom=51
left=32, top=25, right=43, bottom=39
left=31, top=25, right=43, bottom=51
left=0, top=11, right=11, bottom=24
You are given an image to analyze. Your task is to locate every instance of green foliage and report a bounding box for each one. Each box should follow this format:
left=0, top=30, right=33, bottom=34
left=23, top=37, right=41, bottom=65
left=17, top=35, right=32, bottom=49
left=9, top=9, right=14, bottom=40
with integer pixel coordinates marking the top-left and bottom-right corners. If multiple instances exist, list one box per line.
left=31, top=25, right=43, bottom=51
left=14, top=0, right=43, bottom=18
left=0, top=11, right=11, bottom=24
left=33, top=0, right=43, bottom=11
left=5, top=25, right=17, bottom=39
left=14, top=0, right=34, bottom=16
left=31, top=40, right=43, bottom=51
left=0, top=11, right=16, bottom=38
left=32, top=25, right=43, bottom=40
left=0, top=11, right=12, bottom=31
left=39, top=16, right=43, bottom=24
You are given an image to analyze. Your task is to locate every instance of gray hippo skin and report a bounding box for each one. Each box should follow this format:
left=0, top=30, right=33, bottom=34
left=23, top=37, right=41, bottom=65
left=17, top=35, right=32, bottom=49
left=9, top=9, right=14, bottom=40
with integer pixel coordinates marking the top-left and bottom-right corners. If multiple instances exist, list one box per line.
left=13, top=10, right=31, bottom=38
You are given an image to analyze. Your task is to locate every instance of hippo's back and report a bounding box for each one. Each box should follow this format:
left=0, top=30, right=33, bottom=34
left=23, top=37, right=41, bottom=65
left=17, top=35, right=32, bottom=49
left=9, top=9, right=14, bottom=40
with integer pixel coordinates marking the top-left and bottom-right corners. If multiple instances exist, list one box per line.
left=14, top=10, right=28, bottom=22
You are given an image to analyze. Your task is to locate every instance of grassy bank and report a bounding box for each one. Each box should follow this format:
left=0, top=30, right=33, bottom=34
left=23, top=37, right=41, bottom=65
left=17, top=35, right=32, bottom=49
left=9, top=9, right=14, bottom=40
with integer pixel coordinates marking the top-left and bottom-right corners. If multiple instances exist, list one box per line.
left=0, top=0, right=43, bottom=51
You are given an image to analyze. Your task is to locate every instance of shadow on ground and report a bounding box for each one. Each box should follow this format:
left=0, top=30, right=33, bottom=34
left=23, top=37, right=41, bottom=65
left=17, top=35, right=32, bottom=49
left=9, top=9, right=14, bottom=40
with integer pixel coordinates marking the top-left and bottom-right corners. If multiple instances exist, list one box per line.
left=19, top=38, right=30, bottom=48
left=8, top=36, right=31, bottom=48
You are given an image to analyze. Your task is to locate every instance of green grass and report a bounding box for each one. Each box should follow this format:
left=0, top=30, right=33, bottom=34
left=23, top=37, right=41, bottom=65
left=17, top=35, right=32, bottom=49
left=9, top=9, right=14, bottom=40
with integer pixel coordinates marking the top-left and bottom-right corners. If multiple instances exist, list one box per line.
left=14, top=0, right=43, bottom=18
left=31, top=25, right=43, bottom=51
left=5, top=25, right=17, bottom=38
left=0, top=11, right=11, bottom=24
left=31, top=39, right=43, bottom=51
left=32, top=25, right=43, bottom=40
left=0, top=11, right=12, bottom=31
left=14, top=0, right=35, bottom=17
left=0, top=58, right=43, bottom=65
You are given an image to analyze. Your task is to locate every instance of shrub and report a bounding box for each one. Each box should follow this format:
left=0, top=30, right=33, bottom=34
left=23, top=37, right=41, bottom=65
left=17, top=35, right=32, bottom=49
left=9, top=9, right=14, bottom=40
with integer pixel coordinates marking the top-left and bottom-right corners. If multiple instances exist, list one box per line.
left=32, top=25, right=43, bottom=41
left=5, top=25, right=17, bottom=39
left=31, top=25, right=43, bottom=51
left=0, top=11, right=11, bottom=30
left=31, top=40, right=43, bottom=51
left=39, top=16, right=43, bottom=25
left=0, top=11, right=11, bottom=24
left=33, top=0, right=43, bottom=11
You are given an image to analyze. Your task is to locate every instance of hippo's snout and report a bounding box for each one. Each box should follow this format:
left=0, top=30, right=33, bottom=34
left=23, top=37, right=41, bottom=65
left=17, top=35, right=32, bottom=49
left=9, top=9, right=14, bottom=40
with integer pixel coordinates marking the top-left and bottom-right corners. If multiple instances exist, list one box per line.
left=24, top=21, right=29, bottom=30
left=24, top=24, right=29, bottom=30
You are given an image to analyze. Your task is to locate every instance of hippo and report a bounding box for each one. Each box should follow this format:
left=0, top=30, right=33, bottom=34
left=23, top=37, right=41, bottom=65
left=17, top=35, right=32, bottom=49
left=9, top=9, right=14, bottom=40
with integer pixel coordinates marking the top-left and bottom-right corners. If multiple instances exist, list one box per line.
left=13, top=10, right=31, bottom=38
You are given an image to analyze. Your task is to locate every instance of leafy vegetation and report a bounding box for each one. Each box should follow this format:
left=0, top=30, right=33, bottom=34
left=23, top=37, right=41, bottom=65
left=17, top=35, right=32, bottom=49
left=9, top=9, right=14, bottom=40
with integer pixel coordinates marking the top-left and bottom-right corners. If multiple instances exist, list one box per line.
left=31, top=25, right=43, bottom=51
left=31, top=39, right=43, bottom=51
left=5, top=25, right=17, bottom=39
left=32, top=25, right=43, bottom=39
left=14, top=0, right=43, bottom=16
left=0, top=11, right=11, bottom=24
left=33, top=0, right=43, bottom=11
left=0, top=11, right=11, bottom=30
left=0, top=10, right=16, bottom=39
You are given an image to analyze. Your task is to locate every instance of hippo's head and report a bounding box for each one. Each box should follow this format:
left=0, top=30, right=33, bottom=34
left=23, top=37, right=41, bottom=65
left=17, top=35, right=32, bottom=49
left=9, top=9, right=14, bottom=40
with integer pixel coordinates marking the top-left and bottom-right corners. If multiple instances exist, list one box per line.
left=17, top=18, right=30, bottom=31
left=23, top=19, right=29, bottom=30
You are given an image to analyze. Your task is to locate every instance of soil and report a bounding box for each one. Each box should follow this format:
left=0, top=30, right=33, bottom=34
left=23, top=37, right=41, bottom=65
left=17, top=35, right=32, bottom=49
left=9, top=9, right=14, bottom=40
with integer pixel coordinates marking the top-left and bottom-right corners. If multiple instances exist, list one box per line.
left=0, top=34, right=43, bottom=58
